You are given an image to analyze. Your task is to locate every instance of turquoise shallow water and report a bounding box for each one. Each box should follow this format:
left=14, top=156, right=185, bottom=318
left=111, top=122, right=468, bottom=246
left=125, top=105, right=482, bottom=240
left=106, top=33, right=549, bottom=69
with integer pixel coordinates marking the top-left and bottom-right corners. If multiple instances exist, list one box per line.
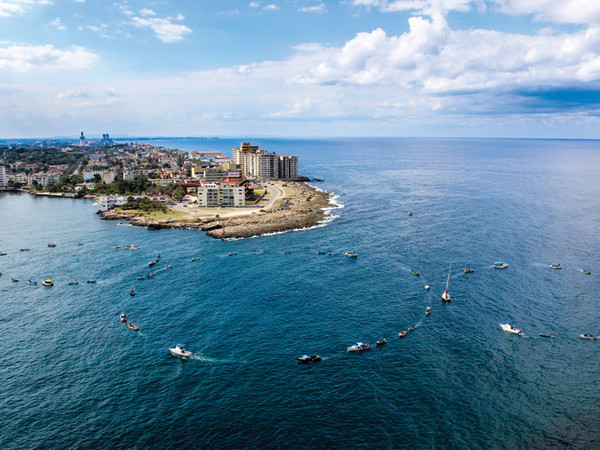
left=1, top=137, right=600, bottom=448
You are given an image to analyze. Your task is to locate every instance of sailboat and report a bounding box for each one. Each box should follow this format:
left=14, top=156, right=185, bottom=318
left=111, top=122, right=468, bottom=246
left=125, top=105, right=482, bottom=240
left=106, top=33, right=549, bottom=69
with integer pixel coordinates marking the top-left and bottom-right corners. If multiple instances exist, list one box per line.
left=441, top=264, right=452, bottom=302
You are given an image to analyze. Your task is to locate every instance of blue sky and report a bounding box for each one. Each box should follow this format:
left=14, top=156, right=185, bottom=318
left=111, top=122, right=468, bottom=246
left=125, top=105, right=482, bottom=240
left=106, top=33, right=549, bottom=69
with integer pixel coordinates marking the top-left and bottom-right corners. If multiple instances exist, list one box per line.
left=1, top=0, right=600, bottom=138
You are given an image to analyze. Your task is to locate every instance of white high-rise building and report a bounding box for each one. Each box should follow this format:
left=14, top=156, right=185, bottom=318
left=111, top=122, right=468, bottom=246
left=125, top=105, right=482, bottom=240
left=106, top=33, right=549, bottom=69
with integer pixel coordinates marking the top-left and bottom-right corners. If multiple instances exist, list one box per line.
left=232, top=142, right=298, bottom=180
left=0, top=166, right=6, bottom=187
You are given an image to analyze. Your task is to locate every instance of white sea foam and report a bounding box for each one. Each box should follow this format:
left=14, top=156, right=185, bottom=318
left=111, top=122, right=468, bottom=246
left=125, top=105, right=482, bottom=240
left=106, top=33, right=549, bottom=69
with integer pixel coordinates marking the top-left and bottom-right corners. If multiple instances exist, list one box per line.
left=224, top=187, right=342, bottom=240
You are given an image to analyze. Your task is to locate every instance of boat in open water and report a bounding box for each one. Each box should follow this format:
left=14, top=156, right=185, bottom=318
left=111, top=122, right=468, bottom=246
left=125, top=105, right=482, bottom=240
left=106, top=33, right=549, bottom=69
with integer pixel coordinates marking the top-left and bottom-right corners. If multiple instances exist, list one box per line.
left=345, top=252, right=358, bottom=258
left=127, top=322, right=139, bottom=331
left=425, top=305, right=431, bottom=316
left=500, top=323, right=522, bottom=334
left=347, top=342, right=370, bottom=352
left=493, top=262, right=508, bottom=269
left=398, top=331, right=408, bottom=338
left=549, top=264, right=562, bottom=269
left=580, top=334, right=597, bottom=340
left=297, top=355, right=321, bottom=363
left=41, top=279, right=54, bottom=287
left=169, top=344, right=192, bottom=358
left=442, top=264, right=452, bottom=302
left=376, top=339, right=387, bottom=345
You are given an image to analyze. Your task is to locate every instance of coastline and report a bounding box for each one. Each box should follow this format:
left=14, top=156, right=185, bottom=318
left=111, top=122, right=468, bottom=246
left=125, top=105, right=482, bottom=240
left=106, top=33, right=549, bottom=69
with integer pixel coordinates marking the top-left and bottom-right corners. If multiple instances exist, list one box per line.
left=99, top=181, right=338, bottom=239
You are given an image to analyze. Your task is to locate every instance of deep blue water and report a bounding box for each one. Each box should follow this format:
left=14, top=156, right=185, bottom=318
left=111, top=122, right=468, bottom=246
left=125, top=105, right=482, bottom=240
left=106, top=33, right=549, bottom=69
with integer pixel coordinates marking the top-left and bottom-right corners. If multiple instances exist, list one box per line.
left=1, top=137, right=600, bottom=448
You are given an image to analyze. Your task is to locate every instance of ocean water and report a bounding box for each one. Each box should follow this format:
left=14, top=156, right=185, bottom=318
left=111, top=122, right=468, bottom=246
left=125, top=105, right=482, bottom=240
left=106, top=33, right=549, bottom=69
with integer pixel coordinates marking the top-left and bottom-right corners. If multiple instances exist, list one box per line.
left=1, top=137, right=600, bottom=448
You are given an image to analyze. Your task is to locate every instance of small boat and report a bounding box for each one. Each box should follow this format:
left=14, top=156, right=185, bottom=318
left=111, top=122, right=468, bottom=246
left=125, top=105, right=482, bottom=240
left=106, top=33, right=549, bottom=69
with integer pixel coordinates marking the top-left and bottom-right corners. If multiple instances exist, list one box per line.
left=166, top=264, right=173, bottom=269
left=20, top=248, right=31, bottom=252
left=120, top=313, right=127, bottom=323
left=539, top=333, right=551, bottom=337
left=493, top=262, right=508, bottom=269
left=148, top=260, right=156, bottom=267
left=411, top=270, right=419, bottom=276
left=344, top=252, right=358, bottom=258
left=399, top=331, right=408, bottom=338
left=47, top=242, right=57, bottom=248
left=580, top=334, right=597, bottom=340
left=549, top=264, right=562, bottom=269
left=147, top=273, right=155, bottom=278
left=191, top=258, right=198, bottom=261
left=408, top=211, right=413, bottom=216
left=425, top=284, right=430, bottom=290
left=27, top=280, right=38, bottom=285
left=77, top=243, right=84, bottom=246
left=376, top=339, right=388, bottom=345
left=318, top=251, right=326, bottom=255
left=500, top=323, right=522, bottom=334
left=125, top=245, right=140, bottom=250
left=41, top=279, right=54, bottom=287
left=169, top=344, right=192, bottom=358
left=583, top=269, right=591, bottom=275
left=425, top=305, right=431, bottom=316
left=130, top=289, right=136, bottom=297
left=347, top=342, right=370, bottom=352
left=408, top=326, right=415, bottom=332
left=228, top=252, right=237, bottom=256
left=0, top=252, right=7, bottom=256
left=297, top=355, right=321, bottom=363
left=284, top=250, right=292, bottom=254
left=136, top=276, right=145, bottom=280
left=67, top=281, right=79, bottom=285
left=12, top=278, right=19, bottom=282
left=127, top=322, right=139, bottom=331
left=464, top=268, right=474, bottom=273
left=87, top=280, right=97, bottom=284
left=442, top=264, right=452, bottom=302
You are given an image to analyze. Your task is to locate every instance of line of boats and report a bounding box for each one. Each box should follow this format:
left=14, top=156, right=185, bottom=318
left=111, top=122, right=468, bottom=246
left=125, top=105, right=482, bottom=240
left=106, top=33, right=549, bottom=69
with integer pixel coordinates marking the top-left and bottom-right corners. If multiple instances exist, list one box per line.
left=500, top=322, right=597, bottom=339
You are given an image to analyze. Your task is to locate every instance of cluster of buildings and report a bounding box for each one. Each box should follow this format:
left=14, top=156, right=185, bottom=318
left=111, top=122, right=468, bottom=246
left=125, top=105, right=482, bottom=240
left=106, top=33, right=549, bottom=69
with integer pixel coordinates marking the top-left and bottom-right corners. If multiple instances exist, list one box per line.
left=1, top=138, right=301, bottom=210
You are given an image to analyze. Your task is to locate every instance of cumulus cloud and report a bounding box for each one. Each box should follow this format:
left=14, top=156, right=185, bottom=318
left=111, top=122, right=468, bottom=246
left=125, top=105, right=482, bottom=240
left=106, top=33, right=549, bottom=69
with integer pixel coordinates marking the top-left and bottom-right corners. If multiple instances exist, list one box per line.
left=249, top=1, right=279, bottom=11
left=131, top=14, right=191, bottom=43
left=493, top=0, right=600, bottom=25
left=0, top=44, right=98, bottom=71
left=0, top=0, right=51, bottom=17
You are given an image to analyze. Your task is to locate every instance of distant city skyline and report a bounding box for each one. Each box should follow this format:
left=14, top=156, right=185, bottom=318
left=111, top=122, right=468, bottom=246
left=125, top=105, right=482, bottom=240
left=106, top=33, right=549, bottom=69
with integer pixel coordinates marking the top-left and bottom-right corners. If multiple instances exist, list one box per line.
left=1, top=0, right=600, bottom=139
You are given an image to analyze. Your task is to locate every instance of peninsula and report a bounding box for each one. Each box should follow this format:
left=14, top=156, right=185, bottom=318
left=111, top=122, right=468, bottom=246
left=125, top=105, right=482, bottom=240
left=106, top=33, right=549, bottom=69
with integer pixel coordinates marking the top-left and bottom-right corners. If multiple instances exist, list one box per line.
left=0, top=137, right=337, bottom=239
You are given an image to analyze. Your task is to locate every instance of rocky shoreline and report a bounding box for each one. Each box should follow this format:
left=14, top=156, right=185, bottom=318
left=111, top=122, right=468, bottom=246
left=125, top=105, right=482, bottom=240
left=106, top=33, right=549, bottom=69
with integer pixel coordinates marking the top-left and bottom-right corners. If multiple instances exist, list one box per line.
left=99, top=182, right=337, bottom=240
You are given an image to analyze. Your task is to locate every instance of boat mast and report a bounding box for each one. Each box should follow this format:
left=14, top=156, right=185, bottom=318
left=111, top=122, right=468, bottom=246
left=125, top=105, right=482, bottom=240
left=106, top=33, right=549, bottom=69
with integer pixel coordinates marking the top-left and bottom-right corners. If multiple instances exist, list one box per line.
left=445, top=263, right=452, bottom=292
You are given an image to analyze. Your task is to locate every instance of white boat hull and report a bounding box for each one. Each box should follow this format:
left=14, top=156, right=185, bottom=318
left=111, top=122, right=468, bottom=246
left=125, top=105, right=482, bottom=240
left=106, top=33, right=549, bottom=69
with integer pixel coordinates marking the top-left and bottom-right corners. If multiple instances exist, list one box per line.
left=169, top=348, right=192, bottom=358
left=500, top=323, right=522, bottom=334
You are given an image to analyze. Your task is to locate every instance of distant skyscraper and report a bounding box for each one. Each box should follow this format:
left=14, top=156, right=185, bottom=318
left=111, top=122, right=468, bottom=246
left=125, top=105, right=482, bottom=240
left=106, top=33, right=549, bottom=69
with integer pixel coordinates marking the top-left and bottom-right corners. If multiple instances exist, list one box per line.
left=79, top=132, right=86, bottom=146
left=0, top=166, right=6, bottom=187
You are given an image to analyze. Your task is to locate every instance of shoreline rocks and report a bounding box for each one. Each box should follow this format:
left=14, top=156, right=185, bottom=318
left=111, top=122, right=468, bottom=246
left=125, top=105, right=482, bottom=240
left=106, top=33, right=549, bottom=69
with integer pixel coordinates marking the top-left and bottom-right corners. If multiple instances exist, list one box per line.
left=99, top=182, right=337, bottom=239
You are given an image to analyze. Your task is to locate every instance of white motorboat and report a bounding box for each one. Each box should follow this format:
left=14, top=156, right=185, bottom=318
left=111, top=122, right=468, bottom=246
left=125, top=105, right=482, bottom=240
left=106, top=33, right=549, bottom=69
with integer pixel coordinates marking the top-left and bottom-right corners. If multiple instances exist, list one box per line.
left=441, top=264, right=452, bottom=302
left=493, top=262, right=508, bottom=269
left=500, top=323, right=522, bottom=334
left=169, top=344, right=192, bottom=358
left=120, top=313, right=127, bottom=323
left=425, top=305, right=431, bottom=316
left=344, top=252, right=358, bottom=258
left=47, top=242, right=57, bottom=247
left=549, top=264, right=562, bottom=269
left=425, top=284, right=430, bottom=290
left=41, top=279, right=54, bottom=287
left=347, top=342, right=370, bottom=352
left=580, top=334, right=597, bottom=340
left=125, top=245, right=140, bottom=250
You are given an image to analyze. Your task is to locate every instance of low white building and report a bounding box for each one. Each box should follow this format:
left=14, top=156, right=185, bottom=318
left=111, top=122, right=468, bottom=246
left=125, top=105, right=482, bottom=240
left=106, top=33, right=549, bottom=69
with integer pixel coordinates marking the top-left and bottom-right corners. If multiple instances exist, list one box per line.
left=198, top=183, right=245, bottom=207
left=98, top=195, right=129, bottom=212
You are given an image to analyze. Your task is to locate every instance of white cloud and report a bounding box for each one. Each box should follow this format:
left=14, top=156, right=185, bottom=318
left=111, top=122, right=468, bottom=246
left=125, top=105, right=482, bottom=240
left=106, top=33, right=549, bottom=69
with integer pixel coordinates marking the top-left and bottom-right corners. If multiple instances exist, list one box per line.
left=263, top=4, right=278, bottom=10
left=249, top=1, right=279, bottom=11
left=493, top=0, right=600, bottom=25
left=0, top=0, right=51, bottom=17
left=299, top=3, right=326, bottom=13
left=49, top=17, right=66, bottom=30
left=139, top=8, right=155, bottom=16
left=0, top=44, right=98, bottom=71
left=249, top=1, right=260, bottom=7
left=131, top=14, right=191, bottom=43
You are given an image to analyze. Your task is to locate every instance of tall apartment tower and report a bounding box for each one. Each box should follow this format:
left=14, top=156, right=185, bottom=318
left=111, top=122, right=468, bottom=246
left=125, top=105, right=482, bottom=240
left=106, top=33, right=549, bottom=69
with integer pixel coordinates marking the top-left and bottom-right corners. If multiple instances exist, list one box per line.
left=232, top=142, right=298, bottom=180
left=79, top=132, right=86, bottom=146
left=0, top=166, right=6, bottom=187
